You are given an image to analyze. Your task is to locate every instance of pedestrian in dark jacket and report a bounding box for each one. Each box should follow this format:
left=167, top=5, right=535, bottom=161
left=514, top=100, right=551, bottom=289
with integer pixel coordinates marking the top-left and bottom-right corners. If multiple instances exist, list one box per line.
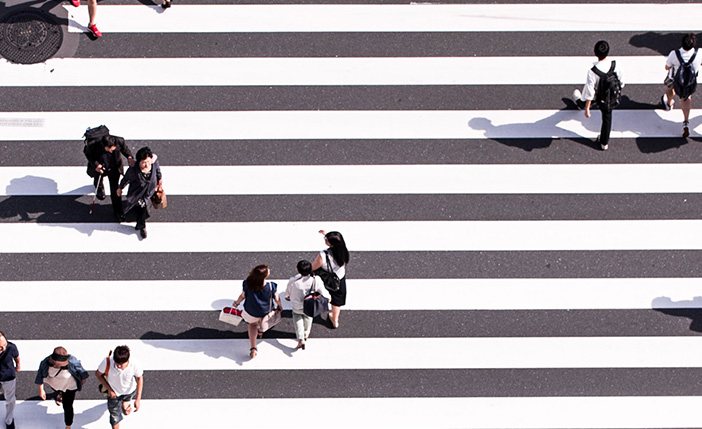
left=116, top=147, right=162, bottom=239
left=35, top=347, right=89, bottom=429
left=84, top=134, right=134, bottom=221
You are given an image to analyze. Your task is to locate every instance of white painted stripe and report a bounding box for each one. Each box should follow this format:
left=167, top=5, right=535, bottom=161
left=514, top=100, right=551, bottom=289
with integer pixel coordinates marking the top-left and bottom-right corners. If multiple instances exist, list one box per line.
left=1, top=220, right=702, bottom=253
left=1, top=278, right=701, bottom=312
left=15, top=337, right=702, bottom=370
left=10, top=397, right=702, bottom=429
left=0, top=56, right=668, bottom=86
left=62, top=4, right=702, bottom=33
left=4, top=164, right=702, bottom=196
left=0, top=110, right=697, bottom=140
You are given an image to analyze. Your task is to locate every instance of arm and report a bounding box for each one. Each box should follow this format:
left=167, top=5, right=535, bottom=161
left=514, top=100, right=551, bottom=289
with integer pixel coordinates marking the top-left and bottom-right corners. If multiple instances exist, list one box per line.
left=233, top=290, right=245, bottom=307
left=584, top=100, right=592, bottom=118
left=95, top=370, right=116, bottom=398
left=14, top=355, right=20, bottom=373
left=117, top=137, right=135, bottom=167
left=134, top=375, right=144, bottom=411
left=274, top=291, right=283, bottom=312
left=311, top=253, right=323, bottom=270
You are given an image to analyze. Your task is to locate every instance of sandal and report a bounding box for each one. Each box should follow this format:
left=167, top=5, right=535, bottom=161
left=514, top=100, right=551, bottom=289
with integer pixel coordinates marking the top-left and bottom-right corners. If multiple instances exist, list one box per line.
left=55, top=391, right=63, bottom=406
left=249, top=347, right=257, bottom=358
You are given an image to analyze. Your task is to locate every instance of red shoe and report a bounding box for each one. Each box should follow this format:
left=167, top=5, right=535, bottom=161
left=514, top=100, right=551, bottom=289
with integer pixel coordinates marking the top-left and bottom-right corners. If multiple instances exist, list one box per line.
left=88, top=24, right=102, bottom=37
left=71, top=0, right=79, bottom=7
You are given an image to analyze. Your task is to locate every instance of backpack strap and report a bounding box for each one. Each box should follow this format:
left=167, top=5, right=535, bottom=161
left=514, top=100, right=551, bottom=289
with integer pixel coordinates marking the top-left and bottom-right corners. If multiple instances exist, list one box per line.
left=676, top=49, right=697, bottom=67
left=591, top=61, right=616, bottom=78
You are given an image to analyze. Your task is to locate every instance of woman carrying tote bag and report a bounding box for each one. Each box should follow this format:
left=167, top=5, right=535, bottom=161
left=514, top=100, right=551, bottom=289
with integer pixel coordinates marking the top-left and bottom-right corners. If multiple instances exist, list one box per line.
left=285, top=260, right=329, bottom=350
left=311, top=230, right=349, bottom=329
left=233, top=264, right=282, bottom=358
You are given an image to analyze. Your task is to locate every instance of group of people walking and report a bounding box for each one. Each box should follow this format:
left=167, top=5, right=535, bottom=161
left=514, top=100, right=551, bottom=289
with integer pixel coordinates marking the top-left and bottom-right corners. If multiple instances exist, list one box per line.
left=573, top=34, right=700, bottom=151
left=0, top=332, right=143, bottom=429
left=233, top=230, right=350, bottom=357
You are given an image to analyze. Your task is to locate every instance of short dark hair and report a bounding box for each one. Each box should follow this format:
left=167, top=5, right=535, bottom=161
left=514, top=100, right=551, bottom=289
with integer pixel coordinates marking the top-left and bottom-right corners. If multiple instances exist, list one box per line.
left=594, top=40, right=610, bottom=60
left=682, top=33, right=696, bottom=51
left=113, top=345, right=130, bottom=364
left=297, top=260, right=313, bottom=276
left=135, top=147, right=153, bottom=162
left=102, top=135, right=116, bottom=148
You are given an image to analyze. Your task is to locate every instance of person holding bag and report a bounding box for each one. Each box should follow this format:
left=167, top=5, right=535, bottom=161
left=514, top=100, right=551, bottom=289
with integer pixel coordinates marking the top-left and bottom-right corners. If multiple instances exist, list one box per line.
left=233, top=264, right=282, bottom=358
left=116, top=147, right=163, bottom=240
left=35, top=347, right=89, bottom=429
left=312, top=230, right=350, bottom=329
left=285, top=260, right=329, bottom=350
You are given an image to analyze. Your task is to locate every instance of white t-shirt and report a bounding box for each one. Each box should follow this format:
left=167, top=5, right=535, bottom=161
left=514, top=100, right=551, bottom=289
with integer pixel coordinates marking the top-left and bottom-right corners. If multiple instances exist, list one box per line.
left=97, top=357, right=143, bottom=396
left=581, top=59, right=625, bottom=101
left=45, top=366, right=77, bottom=392
left=320, top=249, right=345, bottom=279
left=285, top=274, right=329, bottom=314
left=666, top=48, right=702, bottom=75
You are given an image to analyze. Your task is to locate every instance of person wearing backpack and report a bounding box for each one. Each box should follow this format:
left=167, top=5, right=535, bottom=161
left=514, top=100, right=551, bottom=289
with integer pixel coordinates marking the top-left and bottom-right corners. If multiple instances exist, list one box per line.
left=662, top=33, right=701, bottom=138
left=571, top=40, right=624, bottom=151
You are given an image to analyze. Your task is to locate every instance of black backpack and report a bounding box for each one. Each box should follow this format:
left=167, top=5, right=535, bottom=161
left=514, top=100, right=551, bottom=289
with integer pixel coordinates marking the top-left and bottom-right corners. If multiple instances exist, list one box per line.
left=82, top=125, right=110, bottom=157
left=592, top=61, right=622, bottom=110
left=674, top=49, right=698, bottom=100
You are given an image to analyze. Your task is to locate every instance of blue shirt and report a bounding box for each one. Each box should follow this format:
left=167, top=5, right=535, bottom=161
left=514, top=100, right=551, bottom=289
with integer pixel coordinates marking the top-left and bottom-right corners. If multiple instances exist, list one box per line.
left=0, top=342, right=19, bottom=381
left=243, top=281, right=277, bottom=318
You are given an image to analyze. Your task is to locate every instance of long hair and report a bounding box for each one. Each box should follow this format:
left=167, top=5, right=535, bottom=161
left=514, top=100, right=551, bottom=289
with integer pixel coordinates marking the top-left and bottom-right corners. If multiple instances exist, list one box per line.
left=326, top=231, right=349, bottom=267
left=246, top=264, right=269, bottom=292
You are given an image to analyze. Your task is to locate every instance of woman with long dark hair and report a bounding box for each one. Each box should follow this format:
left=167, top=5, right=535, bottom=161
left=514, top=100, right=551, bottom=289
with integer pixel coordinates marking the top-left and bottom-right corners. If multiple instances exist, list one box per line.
left=233, top=264, right=282, bottom=358
left=312, top=230, right=349, bottom=328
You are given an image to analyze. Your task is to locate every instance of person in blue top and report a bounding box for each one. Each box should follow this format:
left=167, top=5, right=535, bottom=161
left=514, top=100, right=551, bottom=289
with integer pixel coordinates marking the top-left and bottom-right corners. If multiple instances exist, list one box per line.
left=233, top=264, right=282, bottom=358
left=35, top=347, right=89, bottom=429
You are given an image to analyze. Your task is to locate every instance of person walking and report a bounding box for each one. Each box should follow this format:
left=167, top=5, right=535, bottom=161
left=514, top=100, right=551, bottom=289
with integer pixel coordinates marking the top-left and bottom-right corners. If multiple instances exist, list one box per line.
left=232, top=264, right=282, bottom=358
left=35, top=347, right=89, bottom=429
left=662, top=33, right=701, bottom=138
left=116, top=147, right=162, bottom=239
left=0, top=332, right=19, bottom=429
left=572, top=40, right=624, bottom=150
left=95, top=345, right=144, bottom=429
left=312, top=230, right=350, bottom=329
left=84, top=133, right=134, bottom=221
left=285, top=260, right=329, bottom=350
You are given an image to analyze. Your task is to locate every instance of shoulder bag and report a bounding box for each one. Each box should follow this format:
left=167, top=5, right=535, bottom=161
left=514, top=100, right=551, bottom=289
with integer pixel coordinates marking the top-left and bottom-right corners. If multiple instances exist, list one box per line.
left=151, top=187, right=167, bottom=209
left=313, top=250, right=341, bottom=292
left=303, top=277, right=329, bottom=318
left=98, top=350, right=112, bottom=397
left=258, top=282, right=282, bottom=333
left=219, top=306, right=243, bottom=326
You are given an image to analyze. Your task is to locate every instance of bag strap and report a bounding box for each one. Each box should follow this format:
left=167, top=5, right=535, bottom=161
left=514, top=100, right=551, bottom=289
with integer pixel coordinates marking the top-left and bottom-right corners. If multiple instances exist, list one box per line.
left=675, top=49, right=696, bottom=67
left=324, top=250, right=334, bottom=273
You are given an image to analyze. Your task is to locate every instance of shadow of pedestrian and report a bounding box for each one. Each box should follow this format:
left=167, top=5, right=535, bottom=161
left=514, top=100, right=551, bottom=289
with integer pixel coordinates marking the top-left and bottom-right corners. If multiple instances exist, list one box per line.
left=652, top=296, right=702, bottom=333
left=629, top=32, right=702, bottom=56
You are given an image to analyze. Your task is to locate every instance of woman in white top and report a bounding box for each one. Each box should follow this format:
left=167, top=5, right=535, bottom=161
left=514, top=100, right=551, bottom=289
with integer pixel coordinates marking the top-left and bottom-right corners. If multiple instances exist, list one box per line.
left=311, top=230, right=350, bottom=328
left=285, top=260, right=329, bottom=349
left=34, top=347, right=89, bottom=429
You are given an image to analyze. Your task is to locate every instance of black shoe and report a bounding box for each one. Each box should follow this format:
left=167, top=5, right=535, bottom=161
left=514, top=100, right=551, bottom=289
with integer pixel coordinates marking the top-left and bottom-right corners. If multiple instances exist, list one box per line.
left=139, top=228, right=147, bottom=239
left=96, top=183, right=106, bottom=200
left=115, top=213, right=126, bottom=222
left=7, top=419, right=15, bottom=429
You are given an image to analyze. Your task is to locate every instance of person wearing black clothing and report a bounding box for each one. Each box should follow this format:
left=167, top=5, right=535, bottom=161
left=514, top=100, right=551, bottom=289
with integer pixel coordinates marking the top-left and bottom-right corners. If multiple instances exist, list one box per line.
left=0, top=331, right=20, bottom=429
left=116, top=147, right=162, bottom=239
left=84, top=134, right=134, bottom=220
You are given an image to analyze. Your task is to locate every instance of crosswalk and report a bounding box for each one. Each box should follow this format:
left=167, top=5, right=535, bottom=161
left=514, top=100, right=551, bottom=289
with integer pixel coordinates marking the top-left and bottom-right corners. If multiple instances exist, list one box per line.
left=2, top=0, right=702, bottom=428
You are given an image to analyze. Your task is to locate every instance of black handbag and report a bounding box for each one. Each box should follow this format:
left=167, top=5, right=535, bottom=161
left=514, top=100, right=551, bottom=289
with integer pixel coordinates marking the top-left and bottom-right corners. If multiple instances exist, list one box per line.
left=303, top=277, right=329, bottom=318
left=313, top=250, right=341, bottom=292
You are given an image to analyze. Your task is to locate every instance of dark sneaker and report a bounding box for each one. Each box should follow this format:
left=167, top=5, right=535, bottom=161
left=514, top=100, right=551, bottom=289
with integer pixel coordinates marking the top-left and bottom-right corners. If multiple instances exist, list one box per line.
left=139, top=228, right=147, bottom=239
left=683, top=121, right=690, bottom=138
left=7, top=419, right=15, bottom=429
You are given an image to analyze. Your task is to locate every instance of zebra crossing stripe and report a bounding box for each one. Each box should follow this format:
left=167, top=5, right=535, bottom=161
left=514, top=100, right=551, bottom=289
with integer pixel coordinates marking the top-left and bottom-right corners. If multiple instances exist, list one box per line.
left=0, top=110, right=696, bottom=140
left=3, top=164, right=702, bottom=196
left=0, top=56, right=667, bottom=86
left=1, top=278, right=700, bottom=311
left=1, top=220, right=702, bottom=253
left=63, top=4, right=702, bottom=33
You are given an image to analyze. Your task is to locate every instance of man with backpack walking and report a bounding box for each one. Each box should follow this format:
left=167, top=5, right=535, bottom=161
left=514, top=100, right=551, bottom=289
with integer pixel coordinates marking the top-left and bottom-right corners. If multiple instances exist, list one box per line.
left=572, top=40, right=624, bottom=151
left=662, top=33, right=700, bottom=138
left=84, top=126, right=135, bottom=221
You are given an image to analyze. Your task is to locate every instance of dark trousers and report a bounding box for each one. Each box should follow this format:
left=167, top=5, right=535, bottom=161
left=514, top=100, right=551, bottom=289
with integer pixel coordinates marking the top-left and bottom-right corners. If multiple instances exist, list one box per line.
left=61, top=389, right=76, bottom=426
left=92, top=170, right=123, bottom=216
left=600, top=108, right=613, bottom=146
left=131, top=203, right=150, bottom=230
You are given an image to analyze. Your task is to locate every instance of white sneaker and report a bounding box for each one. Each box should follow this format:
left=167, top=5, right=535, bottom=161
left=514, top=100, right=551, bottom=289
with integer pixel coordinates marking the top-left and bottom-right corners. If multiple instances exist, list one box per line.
left=572, top=89, right=582, bottom=102
left=661, top=94, right=673, bottom=111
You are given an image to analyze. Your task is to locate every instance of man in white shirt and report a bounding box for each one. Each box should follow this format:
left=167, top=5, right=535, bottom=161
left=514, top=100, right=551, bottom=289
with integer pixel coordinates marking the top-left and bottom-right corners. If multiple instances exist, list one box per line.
left=95, top=346, right=144, bottom=429
left=662, top=33, right=701, bottom=138
left=572, top=40, right=624, bottom=151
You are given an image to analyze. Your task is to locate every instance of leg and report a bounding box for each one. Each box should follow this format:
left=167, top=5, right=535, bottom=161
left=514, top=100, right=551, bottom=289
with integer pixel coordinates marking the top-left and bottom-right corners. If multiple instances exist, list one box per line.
left=599, top=108, right=613, bottom=150
left=134, top=204, right=150, bottom=238
left=62, top=390, right=76, bottom=427
left=664, top=87, right=676, bottom=109
left=87, top=0, right=97, bottom=26
left=682, top=96, right=692, bottom=137
left=1, top=379, right=16, bottom=426
left=247, top=321, right=259, bottom=357
left=302, top=313, right=313, bottom=340
left=107, top=396, right=123, bottom=429
left=292, top=312, right=306, bottom=341
left=107, top=171, right=124, bottom=220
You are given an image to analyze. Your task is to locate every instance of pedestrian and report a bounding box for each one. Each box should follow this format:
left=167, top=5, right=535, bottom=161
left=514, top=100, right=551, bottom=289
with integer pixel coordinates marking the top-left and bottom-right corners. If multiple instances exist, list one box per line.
left=571, top=40, right=624, bottom=150
left=84, top=133, right=135, bottom=221
left=312, top=230, right=350, bottom=329
left=95, top=345, right=144, bottom=429
left=0, top=332, right=19, bottom=429
left=116, top=147, right=162, bottom=239
left=662, top=33, right=701, bottom=138
left=285, top=260, right=329, bottom=350
left=86, top=0, right=101, bottom=37
left=232, top=264, right=282, bottom=358
left=35, top=347, right=89, bottom=429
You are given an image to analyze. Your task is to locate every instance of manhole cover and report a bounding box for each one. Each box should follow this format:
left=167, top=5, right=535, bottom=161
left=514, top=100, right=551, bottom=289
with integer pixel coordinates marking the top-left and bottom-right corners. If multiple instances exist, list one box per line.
left=0, top=9, right=63, bottom=64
